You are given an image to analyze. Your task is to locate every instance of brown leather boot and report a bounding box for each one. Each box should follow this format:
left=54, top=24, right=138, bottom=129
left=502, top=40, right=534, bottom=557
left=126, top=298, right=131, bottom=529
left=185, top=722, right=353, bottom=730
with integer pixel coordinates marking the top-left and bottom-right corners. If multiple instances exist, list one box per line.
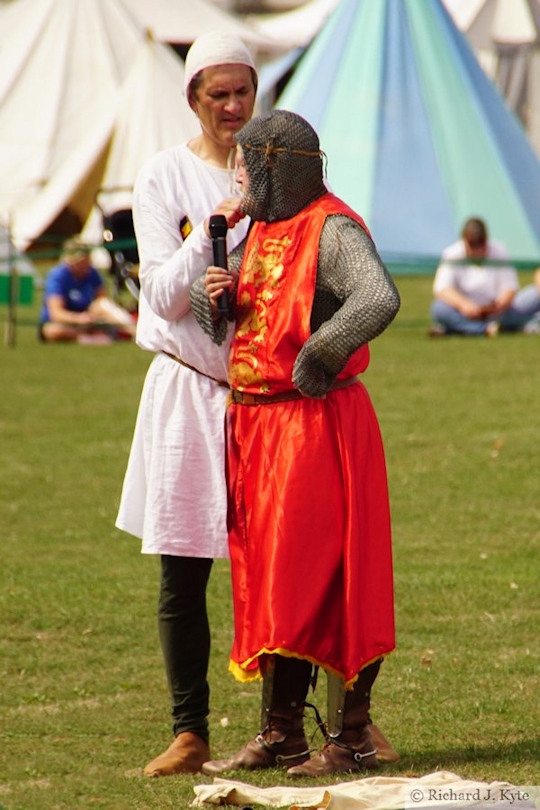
left=144, top=731, right=210, bottom=777
left=201, top=722, right=310, bottom=775
left=369, top=722, right=400, bottom=763
left=288, top=660, right=381, bottom=777
left=287, top=727, right=378, bottom=776
left=202, top=655, right=312, bottom=776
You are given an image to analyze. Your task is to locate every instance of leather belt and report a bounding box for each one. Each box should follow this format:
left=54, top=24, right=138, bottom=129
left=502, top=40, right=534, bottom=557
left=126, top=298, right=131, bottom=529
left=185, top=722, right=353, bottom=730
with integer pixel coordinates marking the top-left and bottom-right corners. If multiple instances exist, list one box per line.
left=230, top=375, right=361, bottom=406
left=162, top=351, right=229, bottom=388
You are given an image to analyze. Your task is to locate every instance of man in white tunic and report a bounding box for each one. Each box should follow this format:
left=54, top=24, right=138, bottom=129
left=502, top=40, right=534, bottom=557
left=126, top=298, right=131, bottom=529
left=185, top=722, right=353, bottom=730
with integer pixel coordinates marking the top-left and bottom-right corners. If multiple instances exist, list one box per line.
left=115, top=32, right=257, bottom=776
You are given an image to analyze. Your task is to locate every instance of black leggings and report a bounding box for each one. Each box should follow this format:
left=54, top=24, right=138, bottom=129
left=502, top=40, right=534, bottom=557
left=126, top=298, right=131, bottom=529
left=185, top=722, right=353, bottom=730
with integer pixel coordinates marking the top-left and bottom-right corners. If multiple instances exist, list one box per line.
left=158, top=555, right=213, bottom=742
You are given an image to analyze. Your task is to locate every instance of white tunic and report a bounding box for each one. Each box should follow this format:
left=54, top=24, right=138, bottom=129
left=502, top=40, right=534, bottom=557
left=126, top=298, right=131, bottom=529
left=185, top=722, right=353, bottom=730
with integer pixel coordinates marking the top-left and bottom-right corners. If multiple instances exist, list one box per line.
left=116, top=144, right=248, bottom=558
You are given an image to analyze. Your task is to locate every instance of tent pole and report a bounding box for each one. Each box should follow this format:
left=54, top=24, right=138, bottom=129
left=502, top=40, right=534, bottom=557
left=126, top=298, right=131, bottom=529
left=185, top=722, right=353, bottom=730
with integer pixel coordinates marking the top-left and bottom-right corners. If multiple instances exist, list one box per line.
left=5, top=214, right=17, bottom=348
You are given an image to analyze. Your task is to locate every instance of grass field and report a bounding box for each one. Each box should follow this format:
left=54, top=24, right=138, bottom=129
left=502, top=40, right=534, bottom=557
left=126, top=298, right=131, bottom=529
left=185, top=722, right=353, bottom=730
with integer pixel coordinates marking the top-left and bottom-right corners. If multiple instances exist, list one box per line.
left=1, top=273, right=539, bottom=809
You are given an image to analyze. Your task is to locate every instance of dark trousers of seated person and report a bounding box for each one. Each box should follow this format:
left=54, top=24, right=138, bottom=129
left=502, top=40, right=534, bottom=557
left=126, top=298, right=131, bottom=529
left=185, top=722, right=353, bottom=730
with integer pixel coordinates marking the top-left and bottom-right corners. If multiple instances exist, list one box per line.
left=158, top=555, right=213, bottom=743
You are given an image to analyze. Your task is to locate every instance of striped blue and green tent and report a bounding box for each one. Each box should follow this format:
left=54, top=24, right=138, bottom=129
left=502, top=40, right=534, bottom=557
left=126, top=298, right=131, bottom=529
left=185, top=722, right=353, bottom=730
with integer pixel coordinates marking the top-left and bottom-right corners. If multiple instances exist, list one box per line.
left=277, top=0, right=540, bottom=270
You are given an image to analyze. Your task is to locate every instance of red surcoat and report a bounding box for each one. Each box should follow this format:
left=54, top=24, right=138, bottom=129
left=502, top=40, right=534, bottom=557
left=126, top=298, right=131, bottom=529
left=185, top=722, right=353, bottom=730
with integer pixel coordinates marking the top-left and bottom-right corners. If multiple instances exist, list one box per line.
left=226, top=193, right=395, bottom=686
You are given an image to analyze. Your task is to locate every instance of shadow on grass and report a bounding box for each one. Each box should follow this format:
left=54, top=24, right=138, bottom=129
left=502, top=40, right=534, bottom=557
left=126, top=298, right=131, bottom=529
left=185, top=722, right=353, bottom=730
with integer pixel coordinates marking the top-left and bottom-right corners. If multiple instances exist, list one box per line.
left=386, top=736, right=540, bottom=776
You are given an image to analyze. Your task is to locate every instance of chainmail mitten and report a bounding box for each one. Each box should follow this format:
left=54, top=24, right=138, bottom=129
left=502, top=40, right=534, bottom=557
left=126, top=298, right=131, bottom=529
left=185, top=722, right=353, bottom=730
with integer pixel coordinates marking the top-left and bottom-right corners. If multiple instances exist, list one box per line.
left=189, top=238, right=247, bottom=346
left=292, top=215, right=400, bottom=398
left=189, top=275, right=228, bottom=345
left=291, top=353, right=337, bottom=399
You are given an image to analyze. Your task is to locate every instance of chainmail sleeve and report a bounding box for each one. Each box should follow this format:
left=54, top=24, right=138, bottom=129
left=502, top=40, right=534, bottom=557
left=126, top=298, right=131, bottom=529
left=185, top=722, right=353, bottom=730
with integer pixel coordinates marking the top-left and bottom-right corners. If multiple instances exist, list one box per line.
left=292, top=215, right=400, bottom=397
left=189, top=237, right=246, bottom=346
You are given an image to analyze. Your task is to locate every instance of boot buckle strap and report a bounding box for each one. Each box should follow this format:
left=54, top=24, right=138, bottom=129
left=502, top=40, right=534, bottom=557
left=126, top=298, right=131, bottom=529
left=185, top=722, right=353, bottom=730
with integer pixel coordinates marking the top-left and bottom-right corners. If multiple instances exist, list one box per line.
left=353, top=748, right=377, bottom=762
left=275, top=749, right=310, bottom=764
left=330, top=737, right=378, bottom=761
left=255, top=734, right=310, bottom=763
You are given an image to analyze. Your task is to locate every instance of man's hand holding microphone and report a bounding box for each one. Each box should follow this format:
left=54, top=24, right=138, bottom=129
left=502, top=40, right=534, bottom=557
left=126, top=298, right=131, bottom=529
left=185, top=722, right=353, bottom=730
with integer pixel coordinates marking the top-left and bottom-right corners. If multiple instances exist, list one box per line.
left=204, top=197, right=244, bottom=315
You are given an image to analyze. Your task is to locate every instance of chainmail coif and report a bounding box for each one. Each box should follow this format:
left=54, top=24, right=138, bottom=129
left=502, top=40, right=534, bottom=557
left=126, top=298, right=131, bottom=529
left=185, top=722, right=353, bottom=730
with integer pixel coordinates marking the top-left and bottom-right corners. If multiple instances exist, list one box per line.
left=235, top=109, right=327, bottom=222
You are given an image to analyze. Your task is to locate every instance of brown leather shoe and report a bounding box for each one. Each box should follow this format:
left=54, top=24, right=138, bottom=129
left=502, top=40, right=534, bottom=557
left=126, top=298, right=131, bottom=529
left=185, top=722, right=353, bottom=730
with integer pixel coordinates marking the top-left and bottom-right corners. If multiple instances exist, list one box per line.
left=202, top=729, right=310, bottom=776
left=369, top=723, right=400, bottom=763
left=143, top=732, right=210, bottom=777
left=287, top=738, right=378, bottom=777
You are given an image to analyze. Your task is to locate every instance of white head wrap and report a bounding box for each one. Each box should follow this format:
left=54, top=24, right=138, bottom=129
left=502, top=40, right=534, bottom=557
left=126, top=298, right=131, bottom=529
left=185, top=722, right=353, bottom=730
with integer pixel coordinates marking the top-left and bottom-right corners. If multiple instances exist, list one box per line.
left=184, top=32, right=257, bottom=97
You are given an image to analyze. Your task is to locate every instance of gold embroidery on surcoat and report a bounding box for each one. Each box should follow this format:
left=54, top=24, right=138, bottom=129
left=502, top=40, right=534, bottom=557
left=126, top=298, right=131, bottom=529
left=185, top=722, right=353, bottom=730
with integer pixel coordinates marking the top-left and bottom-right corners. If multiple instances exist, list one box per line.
left=230, top=235, right=291, bottom=391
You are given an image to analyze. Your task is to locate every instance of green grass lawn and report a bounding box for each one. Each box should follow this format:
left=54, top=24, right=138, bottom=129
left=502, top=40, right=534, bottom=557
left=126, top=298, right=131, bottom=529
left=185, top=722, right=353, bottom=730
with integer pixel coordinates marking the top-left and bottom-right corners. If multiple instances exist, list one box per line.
left=1, top=274, right=539, bottom=808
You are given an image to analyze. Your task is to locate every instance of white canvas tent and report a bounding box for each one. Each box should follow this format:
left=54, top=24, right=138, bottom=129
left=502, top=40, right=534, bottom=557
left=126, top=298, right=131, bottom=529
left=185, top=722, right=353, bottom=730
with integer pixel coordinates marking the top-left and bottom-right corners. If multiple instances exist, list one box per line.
left=443, top=0, right=540, bottom=155
left=81, top=32, right=200, bottom=243
left=122, top=0, right=280, bottom=51
left=0, top=0, right=278, bottom=249
left=0, top=0, right=144, bottom=248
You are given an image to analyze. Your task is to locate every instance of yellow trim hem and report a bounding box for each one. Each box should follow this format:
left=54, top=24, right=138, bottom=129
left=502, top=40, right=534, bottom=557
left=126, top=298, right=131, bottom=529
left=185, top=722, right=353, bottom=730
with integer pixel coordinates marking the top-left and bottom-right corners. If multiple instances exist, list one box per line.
left=229, top=648, right=393, bottom=689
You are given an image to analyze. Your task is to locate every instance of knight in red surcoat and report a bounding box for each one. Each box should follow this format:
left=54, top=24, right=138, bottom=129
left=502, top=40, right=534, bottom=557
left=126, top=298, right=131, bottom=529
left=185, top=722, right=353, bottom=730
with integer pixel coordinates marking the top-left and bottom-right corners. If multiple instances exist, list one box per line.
left=191, top=109, right=401, bottom=776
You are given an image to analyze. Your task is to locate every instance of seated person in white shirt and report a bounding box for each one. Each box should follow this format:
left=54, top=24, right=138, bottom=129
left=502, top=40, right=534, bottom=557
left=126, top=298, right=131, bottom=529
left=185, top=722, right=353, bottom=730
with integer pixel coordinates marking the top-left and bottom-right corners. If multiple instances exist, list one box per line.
left=429, top=217, right=540, bottom=336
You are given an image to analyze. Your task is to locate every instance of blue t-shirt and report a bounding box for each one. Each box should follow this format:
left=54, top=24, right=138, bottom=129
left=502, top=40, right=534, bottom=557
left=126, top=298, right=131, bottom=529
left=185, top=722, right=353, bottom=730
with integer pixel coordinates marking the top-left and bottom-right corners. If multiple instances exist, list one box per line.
left=40, top=263, right=104, bottom=324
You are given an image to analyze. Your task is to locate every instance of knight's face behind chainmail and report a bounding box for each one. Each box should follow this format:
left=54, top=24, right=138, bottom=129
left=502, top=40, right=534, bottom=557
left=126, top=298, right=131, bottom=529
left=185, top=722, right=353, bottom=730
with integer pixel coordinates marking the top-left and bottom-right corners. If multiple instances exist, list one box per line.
left=235, top=109, right=327, bottom=223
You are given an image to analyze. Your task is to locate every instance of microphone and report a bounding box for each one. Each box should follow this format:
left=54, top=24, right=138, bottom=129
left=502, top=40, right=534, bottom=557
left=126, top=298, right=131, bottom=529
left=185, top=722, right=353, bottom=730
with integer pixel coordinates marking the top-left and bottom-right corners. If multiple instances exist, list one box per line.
left=209, top=214, right=229, bottom=314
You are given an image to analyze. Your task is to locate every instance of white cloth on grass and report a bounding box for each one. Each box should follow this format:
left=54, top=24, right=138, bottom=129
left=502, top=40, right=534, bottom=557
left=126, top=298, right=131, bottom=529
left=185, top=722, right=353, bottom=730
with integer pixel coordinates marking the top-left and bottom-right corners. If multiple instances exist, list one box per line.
left=192, top=771, right=523, bottom=809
